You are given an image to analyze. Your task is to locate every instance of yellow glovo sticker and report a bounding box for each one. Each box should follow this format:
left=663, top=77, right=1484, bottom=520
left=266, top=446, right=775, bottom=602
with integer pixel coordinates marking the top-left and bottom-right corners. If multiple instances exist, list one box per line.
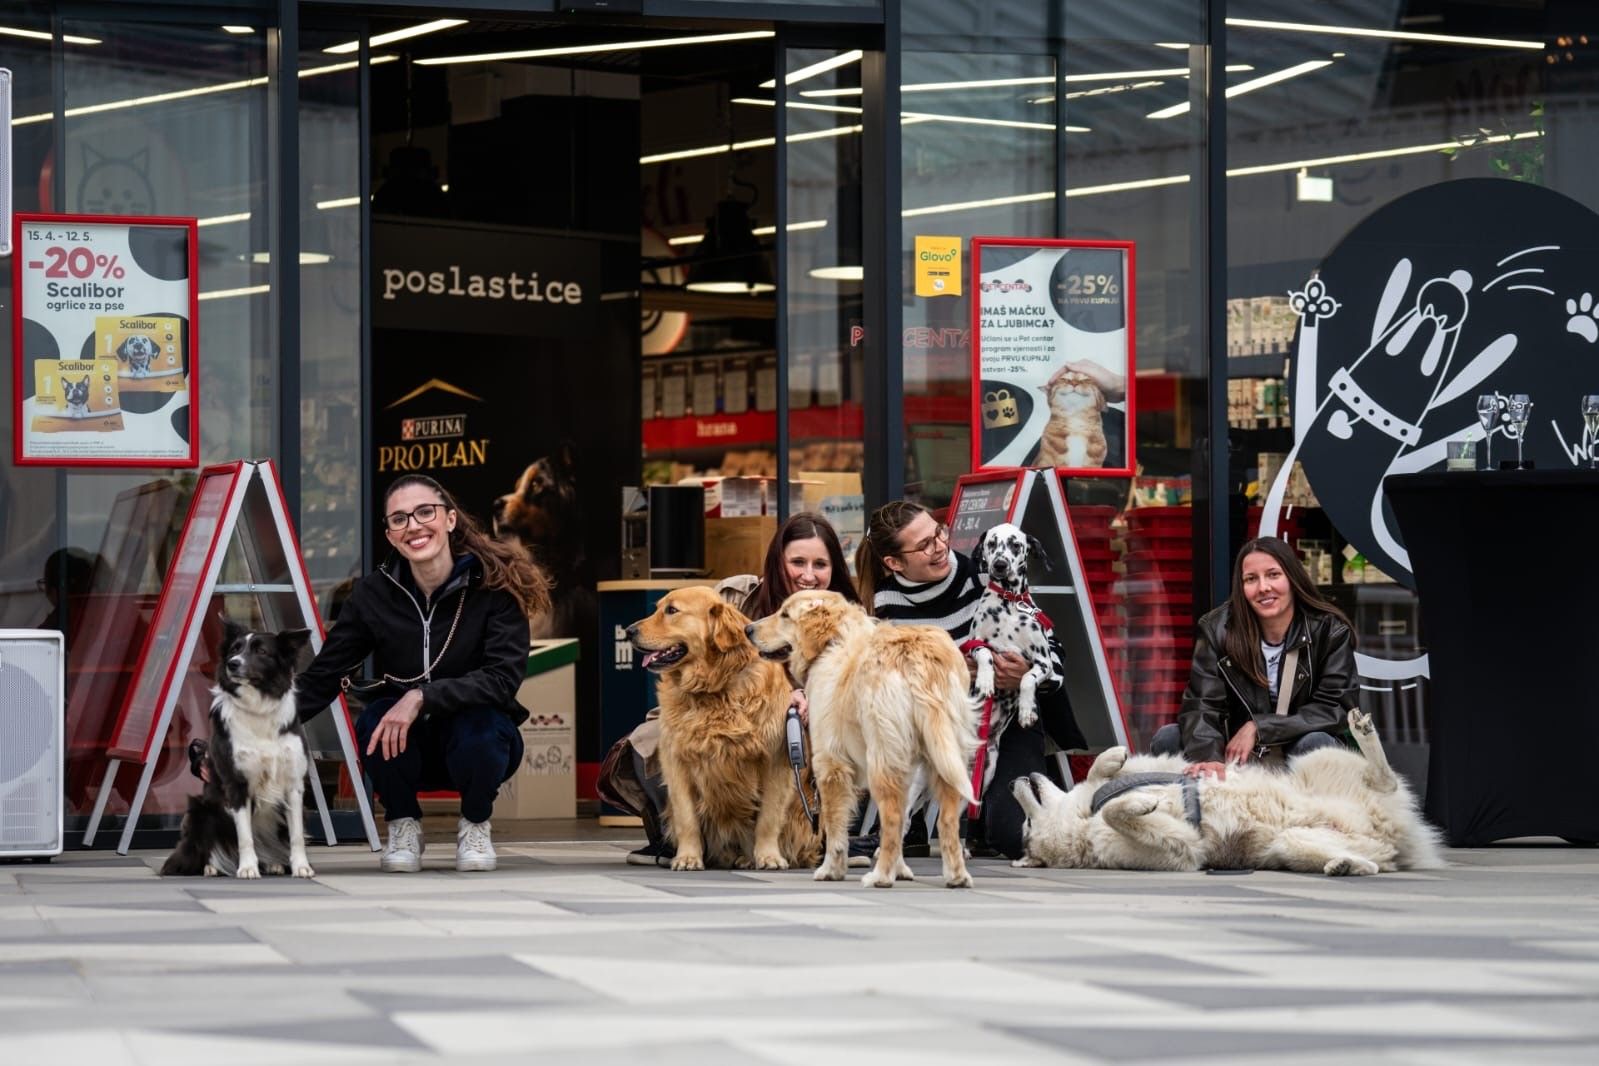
left=914, top=235, right=962, bottom=297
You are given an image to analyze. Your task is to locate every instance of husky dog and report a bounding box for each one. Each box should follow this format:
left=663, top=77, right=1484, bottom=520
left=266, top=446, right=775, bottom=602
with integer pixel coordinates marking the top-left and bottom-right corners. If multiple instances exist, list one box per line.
left=161, top=622, right=316, bottom=879
left=1012, top=710, right=1444, bottom=876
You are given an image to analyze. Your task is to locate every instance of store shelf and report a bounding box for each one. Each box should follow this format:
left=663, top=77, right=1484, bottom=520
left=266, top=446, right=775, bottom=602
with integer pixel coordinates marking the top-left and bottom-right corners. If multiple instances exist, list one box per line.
left=643, top=397, right=968, bottom=453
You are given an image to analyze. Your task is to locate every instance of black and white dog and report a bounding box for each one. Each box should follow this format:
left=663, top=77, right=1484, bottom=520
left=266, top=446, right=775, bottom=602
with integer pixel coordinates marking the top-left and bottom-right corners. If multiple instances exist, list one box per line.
left=117, top=335, right=159, bottom=377
left=969, top=523, right=1056, bottom=756
left=161, top=621, right=316, bottom=879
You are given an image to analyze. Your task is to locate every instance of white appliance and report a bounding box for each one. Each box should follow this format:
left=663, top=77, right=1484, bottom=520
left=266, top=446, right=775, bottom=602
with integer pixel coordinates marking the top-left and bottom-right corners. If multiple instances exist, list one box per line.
left=0, top=630, right=65, bottom=859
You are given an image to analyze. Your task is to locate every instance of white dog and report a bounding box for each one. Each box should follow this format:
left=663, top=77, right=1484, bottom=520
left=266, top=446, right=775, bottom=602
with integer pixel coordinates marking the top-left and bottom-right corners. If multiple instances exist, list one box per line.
left=1011, top=710, right=1443, bottom=876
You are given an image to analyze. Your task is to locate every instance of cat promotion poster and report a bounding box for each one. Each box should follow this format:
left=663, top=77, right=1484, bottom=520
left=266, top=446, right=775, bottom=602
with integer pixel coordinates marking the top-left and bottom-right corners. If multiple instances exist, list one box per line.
left=12, top=213, right=200, bottom=467
left=970, top=237, right=1136, bottom=476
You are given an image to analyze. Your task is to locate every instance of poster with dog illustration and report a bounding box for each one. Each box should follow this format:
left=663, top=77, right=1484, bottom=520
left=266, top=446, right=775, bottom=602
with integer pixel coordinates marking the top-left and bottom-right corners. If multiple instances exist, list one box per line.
left=970, top=237, right=1135, bottom=476
left=12, top=213, right=199, bottom=466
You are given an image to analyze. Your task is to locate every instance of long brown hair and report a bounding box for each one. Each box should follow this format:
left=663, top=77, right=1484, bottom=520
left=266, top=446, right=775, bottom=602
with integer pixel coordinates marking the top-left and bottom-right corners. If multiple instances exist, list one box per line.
left=1222, top=536, right=1352, bottom=687
left=746, top=511, right=860, bottom=619
left=854, top=500, right=930, bottom=615
left=383, top=474, right=552, bottom=620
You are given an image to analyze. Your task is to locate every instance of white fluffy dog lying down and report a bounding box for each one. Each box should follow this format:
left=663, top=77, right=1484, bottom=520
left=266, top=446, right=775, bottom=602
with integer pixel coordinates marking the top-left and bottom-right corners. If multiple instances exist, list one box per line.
left=1012, top=710, right=1443, bottom=876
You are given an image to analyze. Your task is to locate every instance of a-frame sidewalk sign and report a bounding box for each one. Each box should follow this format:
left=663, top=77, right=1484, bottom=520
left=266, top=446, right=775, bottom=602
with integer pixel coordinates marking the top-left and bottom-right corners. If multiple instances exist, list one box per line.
left=82, top=459, right=381, bottom=855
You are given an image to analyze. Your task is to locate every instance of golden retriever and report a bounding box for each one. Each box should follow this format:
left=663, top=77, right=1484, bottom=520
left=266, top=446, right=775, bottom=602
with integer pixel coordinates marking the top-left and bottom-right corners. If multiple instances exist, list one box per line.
left=625, top=586, right=819, bottom=871
left=746, top=590, right=979, bottom=889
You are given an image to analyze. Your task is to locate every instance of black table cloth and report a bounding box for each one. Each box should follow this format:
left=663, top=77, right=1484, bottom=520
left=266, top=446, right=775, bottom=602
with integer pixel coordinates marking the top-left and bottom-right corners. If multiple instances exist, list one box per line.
left=1385, top=470, right=1599, bottom=846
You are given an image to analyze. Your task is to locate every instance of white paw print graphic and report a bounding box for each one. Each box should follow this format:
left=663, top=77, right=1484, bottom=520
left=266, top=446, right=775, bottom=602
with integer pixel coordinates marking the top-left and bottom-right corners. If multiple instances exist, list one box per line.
left=1565, top=292, right=1599, bottom=343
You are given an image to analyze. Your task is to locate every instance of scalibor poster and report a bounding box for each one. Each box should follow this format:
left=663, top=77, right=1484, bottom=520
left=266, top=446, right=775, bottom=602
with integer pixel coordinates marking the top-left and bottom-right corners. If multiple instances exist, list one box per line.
left=12, top=214, right=199, bottom=467
left=970, top=237, right=1135, bottom=476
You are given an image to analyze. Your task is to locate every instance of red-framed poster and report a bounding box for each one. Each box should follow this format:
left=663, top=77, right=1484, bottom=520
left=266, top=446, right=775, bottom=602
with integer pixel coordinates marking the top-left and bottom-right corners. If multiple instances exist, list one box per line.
left=970, top=237, right=1136, bottom=477
left=12, top=213, right=200, bottom=467
left=946, top=467, right=1028, bottom=558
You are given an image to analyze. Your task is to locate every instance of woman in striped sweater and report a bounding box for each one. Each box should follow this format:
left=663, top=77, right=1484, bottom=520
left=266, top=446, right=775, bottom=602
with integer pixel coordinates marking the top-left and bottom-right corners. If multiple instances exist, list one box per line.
left=856, top=501, right=1082, bottom=859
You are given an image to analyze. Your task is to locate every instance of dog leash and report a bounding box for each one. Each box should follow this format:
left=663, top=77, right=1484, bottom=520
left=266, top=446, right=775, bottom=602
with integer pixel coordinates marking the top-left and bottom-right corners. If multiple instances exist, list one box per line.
left=785, top=701, right=821, bottom=832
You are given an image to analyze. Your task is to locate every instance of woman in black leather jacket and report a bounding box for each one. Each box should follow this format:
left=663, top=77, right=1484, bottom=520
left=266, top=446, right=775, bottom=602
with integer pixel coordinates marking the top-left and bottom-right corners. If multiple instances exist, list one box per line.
left=1152, top=537, right=1357, bottom=778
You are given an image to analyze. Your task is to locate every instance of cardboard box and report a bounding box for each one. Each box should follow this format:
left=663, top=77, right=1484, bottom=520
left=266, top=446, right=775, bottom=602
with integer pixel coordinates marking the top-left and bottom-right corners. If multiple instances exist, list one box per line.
left=494, top=639, right=579, bottom=821
left=705, top=515, right=775, bottom=579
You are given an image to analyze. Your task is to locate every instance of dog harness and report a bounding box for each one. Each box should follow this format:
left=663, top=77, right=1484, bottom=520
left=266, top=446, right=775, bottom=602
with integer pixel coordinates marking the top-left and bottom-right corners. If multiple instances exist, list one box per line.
left=1089, top=772, right=1203, bottom=828
left=959, top=587, right=1055, bottom=818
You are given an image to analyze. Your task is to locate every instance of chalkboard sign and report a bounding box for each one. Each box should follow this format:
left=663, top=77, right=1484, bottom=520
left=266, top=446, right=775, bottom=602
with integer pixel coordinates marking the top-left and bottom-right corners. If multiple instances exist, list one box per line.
left=947, top=469, right=1026, bottom=556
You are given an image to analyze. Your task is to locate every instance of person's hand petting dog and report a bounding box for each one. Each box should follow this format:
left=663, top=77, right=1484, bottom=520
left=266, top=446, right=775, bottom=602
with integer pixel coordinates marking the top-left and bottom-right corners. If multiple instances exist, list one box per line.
left=1181, top=721, right=1258, bottom=780
left=367, top=689, right=423, bottom=761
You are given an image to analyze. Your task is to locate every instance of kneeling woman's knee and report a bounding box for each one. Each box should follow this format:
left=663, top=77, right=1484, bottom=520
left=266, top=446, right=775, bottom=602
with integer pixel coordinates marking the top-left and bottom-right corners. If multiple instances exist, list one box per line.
left=444, top=708, right=518, bottom=769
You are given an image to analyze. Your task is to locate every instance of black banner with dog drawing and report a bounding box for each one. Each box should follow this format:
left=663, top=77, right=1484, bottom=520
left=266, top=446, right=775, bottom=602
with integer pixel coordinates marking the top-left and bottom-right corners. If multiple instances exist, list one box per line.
left=372, top=220, right=639, bottom=766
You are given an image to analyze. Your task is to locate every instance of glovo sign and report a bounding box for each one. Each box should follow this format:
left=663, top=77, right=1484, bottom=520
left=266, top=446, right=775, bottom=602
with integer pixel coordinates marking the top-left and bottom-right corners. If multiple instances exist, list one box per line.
left=914, top=235, right=962, bottom=297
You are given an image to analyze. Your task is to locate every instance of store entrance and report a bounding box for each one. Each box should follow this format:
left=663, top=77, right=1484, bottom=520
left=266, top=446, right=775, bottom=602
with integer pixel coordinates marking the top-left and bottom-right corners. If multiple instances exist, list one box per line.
left=355, top=14, right=870, bottom=777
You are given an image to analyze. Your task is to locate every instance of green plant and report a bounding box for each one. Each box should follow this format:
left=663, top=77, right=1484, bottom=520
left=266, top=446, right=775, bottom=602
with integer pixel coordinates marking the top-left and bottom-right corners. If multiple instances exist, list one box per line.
left=1441, top=101, right=1545, bottom=183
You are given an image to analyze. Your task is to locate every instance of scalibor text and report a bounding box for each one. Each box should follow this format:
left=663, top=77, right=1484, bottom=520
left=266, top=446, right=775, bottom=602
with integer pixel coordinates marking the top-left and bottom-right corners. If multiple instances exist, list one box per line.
left=378, top=439, right=490, bottom=472
left=381, top=265, right=583, bottom=305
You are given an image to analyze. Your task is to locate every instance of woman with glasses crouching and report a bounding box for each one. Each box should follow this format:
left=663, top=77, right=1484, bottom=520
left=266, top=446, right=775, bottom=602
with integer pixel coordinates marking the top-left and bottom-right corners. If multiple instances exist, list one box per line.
left=293, top=474, right=550, bottom=873
left=855, top=502, right=1084, bottom=861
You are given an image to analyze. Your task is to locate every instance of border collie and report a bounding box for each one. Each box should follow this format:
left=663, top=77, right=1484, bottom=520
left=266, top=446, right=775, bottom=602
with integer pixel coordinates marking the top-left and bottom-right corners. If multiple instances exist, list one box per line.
left=161, top=621, right=316, bottom=879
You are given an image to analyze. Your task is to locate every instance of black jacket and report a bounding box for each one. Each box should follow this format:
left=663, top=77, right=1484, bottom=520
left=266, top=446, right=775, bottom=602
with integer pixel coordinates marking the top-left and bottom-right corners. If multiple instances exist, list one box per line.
left=1176, top=603, right=1356, bottom=763
left=295, top=553, right=531, bottom=726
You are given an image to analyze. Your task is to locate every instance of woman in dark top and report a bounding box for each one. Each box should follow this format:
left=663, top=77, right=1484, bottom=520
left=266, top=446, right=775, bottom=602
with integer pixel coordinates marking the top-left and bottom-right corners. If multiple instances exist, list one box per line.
left=293, top=474, right=550, bottom=873
left=1154, top=536, right=1357, bottom=777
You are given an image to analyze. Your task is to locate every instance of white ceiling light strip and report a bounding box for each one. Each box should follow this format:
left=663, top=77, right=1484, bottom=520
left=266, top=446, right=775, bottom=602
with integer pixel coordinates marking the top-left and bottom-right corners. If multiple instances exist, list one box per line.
left=759, top=49, right=862, bottom=90
left=198, top=212, right=252, bottom=227
left=199, top=284, right=271, bottom=301
left=222, top=26, right=255, bottom=36
left=641, top=123, right=862, bottom=166
left=735, top=95, right=1087, bottom=133
left=903, top=129, right=1541, bottom=218
left=416, top=30, right=775, bottom=67
left=1147, top=59, right=1334, bottom=119
left=326, top=18, right=465, bottom=56
left=1226, top=17, right=1544, bottom=50
left=0, top=25, right=100, bottom=45
left=803, top=65, right=1251, bottom=99
left=10, top=56, right=395, bottom=127
left=668, top=219, right=828, bottom=246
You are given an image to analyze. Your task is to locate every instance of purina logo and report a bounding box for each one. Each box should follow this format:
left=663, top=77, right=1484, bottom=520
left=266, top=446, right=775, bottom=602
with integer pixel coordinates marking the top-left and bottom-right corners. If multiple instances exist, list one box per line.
left=401, top=414, right=465, bottom=441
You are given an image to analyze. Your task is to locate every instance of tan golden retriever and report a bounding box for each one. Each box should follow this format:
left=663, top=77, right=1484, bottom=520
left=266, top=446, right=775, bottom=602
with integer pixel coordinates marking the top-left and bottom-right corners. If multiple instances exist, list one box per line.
left=625, top=586, right=819, bottom=871
left=746, top=590, right=979, bottom=889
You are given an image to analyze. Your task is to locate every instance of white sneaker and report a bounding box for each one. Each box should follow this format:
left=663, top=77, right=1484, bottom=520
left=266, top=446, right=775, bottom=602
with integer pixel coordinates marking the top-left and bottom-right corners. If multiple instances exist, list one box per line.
left=381, top=817, right=423, bottom=872
left=456, top=817, right=497, bottom=872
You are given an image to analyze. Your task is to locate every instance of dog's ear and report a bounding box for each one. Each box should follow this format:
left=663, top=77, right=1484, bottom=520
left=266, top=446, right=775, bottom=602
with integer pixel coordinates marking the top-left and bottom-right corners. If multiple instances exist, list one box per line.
left=554, top=440, right=578, bottom=479
left=276, top=628, right=313, bottom=661
left=709, top=602, right=748, bottom=654
left=972, top=529, right=990, bottom=577
left=1025, top=534, right=1053, bottom=572
left=219, top=615, right=245, bottom=651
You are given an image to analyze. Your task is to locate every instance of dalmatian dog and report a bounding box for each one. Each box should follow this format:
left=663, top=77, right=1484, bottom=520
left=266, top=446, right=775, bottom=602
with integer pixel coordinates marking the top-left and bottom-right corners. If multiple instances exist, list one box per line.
left=968, top=524, right=1057, bottom=776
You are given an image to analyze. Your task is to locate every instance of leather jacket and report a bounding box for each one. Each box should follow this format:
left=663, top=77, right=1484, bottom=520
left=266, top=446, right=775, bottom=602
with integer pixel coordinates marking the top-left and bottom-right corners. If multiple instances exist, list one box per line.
left=1175, top=603, right=1356, bottom=763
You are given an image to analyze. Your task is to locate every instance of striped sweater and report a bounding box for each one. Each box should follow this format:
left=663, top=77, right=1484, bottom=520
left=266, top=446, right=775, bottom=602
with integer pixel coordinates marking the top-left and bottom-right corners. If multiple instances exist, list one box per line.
left=874, top=550, right=1063, bottom=690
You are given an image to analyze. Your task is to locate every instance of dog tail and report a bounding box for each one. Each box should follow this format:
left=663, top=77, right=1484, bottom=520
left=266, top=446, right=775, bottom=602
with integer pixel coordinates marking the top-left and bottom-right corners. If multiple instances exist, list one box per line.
left=921, top=667, right=981, bottom=807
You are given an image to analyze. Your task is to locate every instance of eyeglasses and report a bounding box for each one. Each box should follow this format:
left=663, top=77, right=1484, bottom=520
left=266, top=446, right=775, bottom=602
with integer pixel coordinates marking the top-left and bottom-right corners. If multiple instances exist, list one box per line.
left=384, top=502, right=447, bottom=531
left=897, top=523, right=950, bottom=558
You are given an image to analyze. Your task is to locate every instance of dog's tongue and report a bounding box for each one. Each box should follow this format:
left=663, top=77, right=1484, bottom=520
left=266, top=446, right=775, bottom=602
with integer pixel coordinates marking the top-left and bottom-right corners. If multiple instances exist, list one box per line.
left=640, top=649, right=664, bottom=669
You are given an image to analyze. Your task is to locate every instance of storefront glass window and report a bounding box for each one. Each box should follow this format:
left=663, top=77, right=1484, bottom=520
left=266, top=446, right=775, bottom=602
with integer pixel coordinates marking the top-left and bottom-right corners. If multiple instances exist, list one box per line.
left=1225, top=3, right=1581, bottom=756
left=55, top=16, right=276, bottom=822
left=902, top=1, right=1208, bottom=751
left=299, top=30, right=364, bottom=612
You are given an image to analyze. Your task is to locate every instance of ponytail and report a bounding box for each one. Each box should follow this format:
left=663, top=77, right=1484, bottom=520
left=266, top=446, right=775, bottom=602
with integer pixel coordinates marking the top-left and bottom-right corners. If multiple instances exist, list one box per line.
left=855, top=500, right=929, bottom=617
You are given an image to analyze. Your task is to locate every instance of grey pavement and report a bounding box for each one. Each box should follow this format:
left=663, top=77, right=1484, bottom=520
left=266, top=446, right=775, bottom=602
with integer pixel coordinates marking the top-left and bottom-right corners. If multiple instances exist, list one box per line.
left=3, top=825, right=1598, bottom=1065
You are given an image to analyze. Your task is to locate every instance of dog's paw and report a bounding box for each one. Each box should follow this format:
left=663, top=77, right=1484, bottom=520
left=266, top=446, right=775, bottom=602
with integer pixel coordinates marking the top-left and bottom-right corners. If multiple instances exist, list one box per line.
left=670, top=853, right=705, bottom=872
left=861, top=868, right=897, bottom=888
left=203, top=864, right=220, bottom=878
left=754, top=852, right=789, bottom=871
left=1093, top=747, right=1129, bottom=779
left=1324, top=855, right=1379, bottom=877
left=1017, top=704, right=1038, bottom=729
left=894, top=859, right=916, bottom=882
left=263, top=863, right=286, bottom=877
left=974, top=669, right=995, bottom=699
left=236, top=861, right=262, bottom=880
left=1348, top=708, right=1374, bottom=736
left=292, top=861, right=316, bottom=879
left=1106, top=793, right=1159, bottom=818
left=945, top=870, right=974, bottom=888
left=731, top=855, right=753, bottom=870
left=814, top=861, right=847, bottom=881
left=1011, top=855, right=1045, bottom=868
